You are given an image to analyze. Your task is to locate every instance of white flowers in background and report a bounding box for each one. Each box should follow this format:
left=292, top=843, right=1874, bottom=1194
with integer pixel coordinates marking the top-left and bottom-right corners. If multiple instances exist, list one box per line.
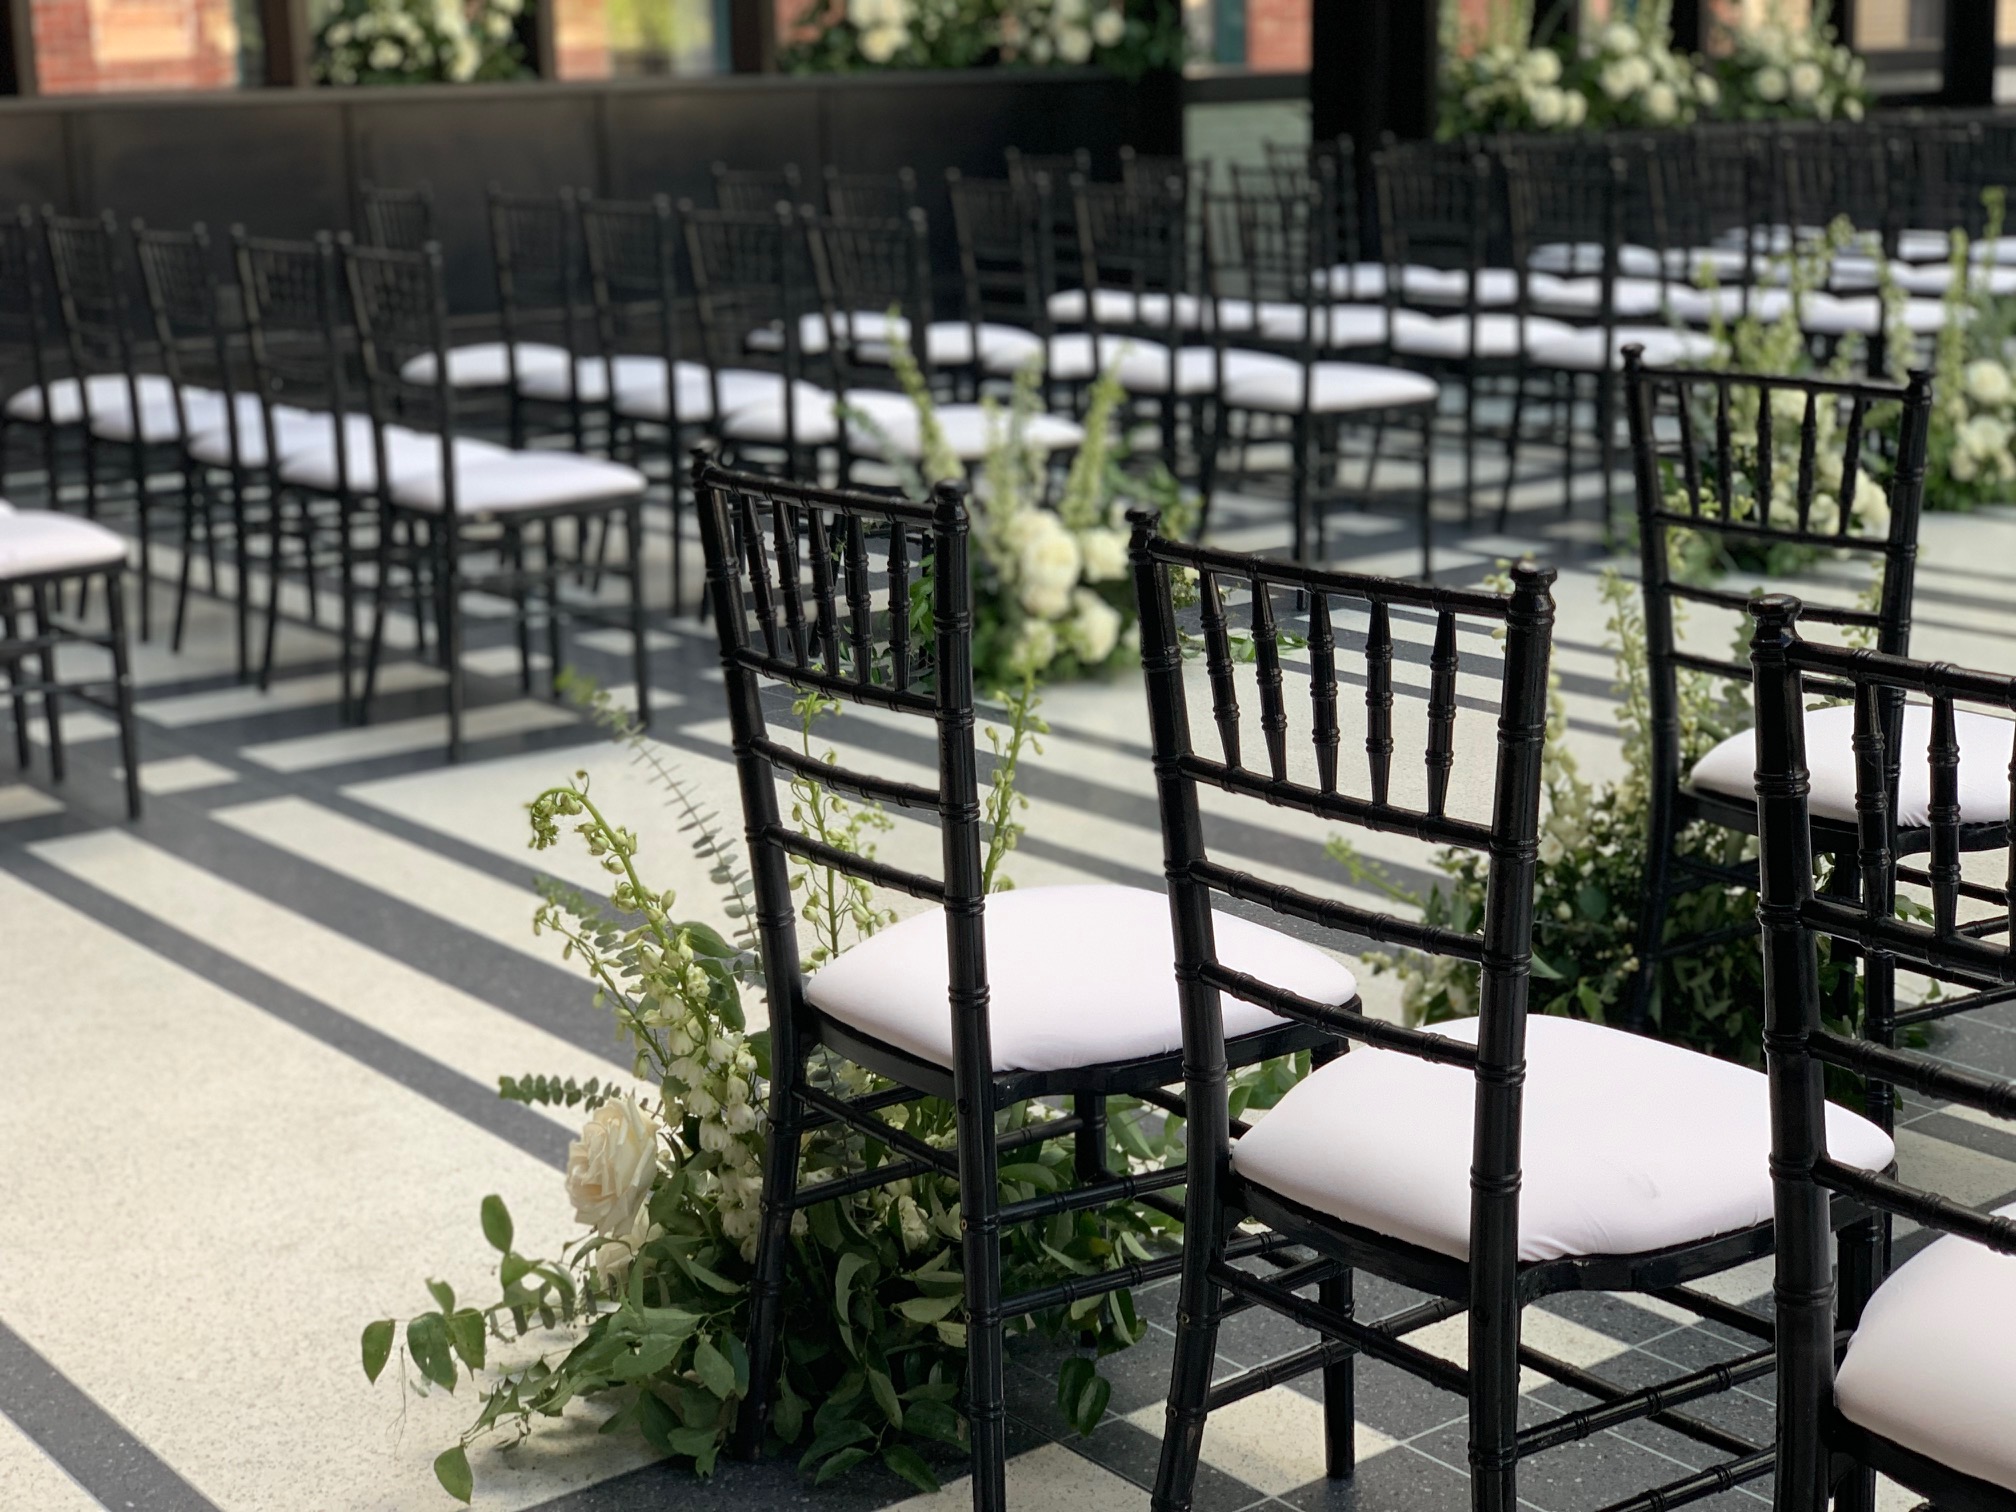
left=1577, top=3, right=1713, bottom=129
left=1717, top=2, right=1868, bottom=122
left=1439, top=0, right=1704, bottom=138
left=789, top=0, right=1143, bottom=72
left=848, top=0, right=911, bottom=64
left=312, top=0, right=525, bottom=84
left=1926, top=205, right=2016, bottom=511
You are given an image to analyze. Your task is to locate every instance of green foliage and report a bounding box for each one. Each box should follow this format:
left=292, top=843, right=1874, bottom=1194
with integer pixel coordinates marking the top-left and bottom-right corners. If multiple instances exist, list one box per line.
left=311, top=0, right=530, bottom=85
left=362, top=677, right=1257, bottom=1497
left=1923, top=191, right=2016, bottom=513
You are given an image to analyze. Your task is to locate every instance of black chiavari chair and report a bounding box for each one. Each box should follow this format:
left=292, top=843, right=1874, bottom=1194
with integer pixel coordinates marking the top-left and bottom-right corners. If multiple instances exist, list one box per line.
left=0, top=208, right=66, bottom=503
left=358, top=180, right=434, bottom=252
left=1620, top=348, right=1960, bottom=1038
left=821, top=163, right=920, bottom=223
left=946, top=169, right=1057, bottom=393
left=1130, top=522, right=1894, bottom=1512
left=1005, top=146, right=1092, bottom=188
left=485, top=186, right=591, bottom=449
left=1750, top=601, right=2016, bottom=1512
left=339, top=238, right=652, bottom=759
left=710, top=161, right=804, bottom=216
left=699, top=463, right=1343, bottom=1511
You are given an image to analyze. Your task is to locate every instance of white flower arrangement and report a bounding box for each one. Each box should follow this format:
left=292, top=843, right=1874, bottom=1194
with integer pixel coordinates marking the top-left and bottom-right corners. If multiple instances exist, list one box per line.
left=1716, top=1, right=1869, bottom=122
left=1927, top=199, right=2016, bottom=511
left=312, top=0, right=526, bottom=84
left=783, top=0, right=1161, bottom=75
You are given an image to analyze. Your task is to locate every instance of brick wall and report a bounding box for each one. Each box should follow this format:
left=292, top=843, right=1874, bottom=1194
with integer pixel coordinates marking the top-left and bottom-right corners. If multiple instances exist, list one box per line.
left=32, top=0, right=242, bottom=92
left=1244, top=0, right=1307, bottom=69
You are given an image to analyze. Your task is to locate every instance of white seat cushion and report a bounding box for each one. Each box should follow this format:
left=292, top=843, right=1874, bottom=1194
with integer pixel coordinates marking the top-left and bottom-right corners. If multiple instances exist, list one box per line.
left=1399, top=266, right=1524, bottom=308
left=1899, top=227, right=1956, bottom=263
left=1046, top=289, right=1202, bottom=329
left=718, top=376, right=841, bottom=447
left=1666, top=286, right=1795, bottom=327
left=843, top=394, right=1083, bottom=462
left=1115, top=346, right=1303, bottom=398
left=1232, top=1014, right=1893, bottom=1263
left=1254, top=302, right=1392, bottom=348
left=1527, top=325, right=1720, bottom=372
left=1688, top=702, right=2016, bottom=829
left=1389, top=311, right=1575, bottom=360
left=746, top=310, right=901, bottom=359
left=277, top=419, right=511, bottom=493
left=4, top=372, right=180, bottom=426
left=83, top=384, right=228, bottom=444
left=1223, top=360, right=1437, bottom=415
left=1662, top=247, right=1757, bottom=283
left=804, top=883, right=1355, bottom=1074
left=0, top=509, right=128, bottom=580
left=524, top=356, right=716, bottom=422
left=1526, top=274, right=1671, bottom=320
left=1834, top=1201, right=2016, bottom=1493
left=389, top=449, right=646, bottom=515
left=397, top=341, right=573, bottom=390
left=859, top=321, right=1044, bottom=372
left=1887, top=261, right=2016, bottom=298
left=1529, top=242, right=1666, bottom=278
left=1799, top=293, right=1950, bottom=338
left=981, top=332, right=1173, bottom=384
left=185, top=400, right=326, bottom=467
left=1314, top=263, right=1390, bottom=300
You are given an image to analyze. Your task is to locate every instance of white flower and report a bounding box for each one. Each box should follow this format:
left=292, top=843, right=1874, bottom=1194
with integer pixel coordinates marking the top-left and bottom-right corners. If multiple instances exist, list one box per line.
left=1061, top=589, right=1123, bottom=665
left=369, top=39, right=400, bottom=67
left=1076, top=525, right=1128, bottom=582
left=1027, top=33, right=1052, bottom=63
left=1620, top=55, right=1652, bottom=92
left=1965, top=358, right=2012, bottom=407
left=565, top=1096, right=661, bottom=1237
left=860, top=23, right=903, bottom=62
left=1562, top=91, right=1588, bottom=126
left=1850, top=471, right=1890, bottom=534
left=1696, top=73, right=1720, bottom=106
left=1014, top=512, right=1081, bottom=613
left=1646, top=82, right=1678, bottom=122
left=1961, top=413, right=2010, bottom=459
left=1055, top=22, right=1093, bottom=63
left=896, top=1194, right=932, bottom=1252
left=1005, top=617, right=1059, bottom=677
left=591, top=1205, right=662, bottom=1288
left=1756, top=66, right=1787, bottom=102
left=1600, top=21, right=1638, bottom=54
left=1091, top=7, right=1123, bottom=47
left=485, top=11, right=510, bottom=37
left=1522, top=47, right=1562, bottom=84
left=1789, top=60, right=1822, bottom=100
left=1842, top=96, right=1864, bottom=122
left=1529, top=86, right=1566, bottom=126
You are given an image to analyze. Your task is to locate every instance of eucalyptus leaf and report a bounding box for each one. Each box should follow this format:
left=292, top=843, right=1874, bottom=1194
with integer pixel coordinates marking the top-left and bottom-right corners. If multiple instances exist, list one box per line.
left=433, top=1444, right=473, bottom=1504
left=360, top=1319, right=394, bottom=1384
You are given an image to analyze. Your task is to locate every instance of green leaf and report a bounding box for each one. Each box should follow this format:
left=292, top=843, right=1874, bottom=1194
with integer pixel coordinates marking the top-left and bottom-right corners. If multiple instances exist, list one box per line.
left=1056, top=1356, right=1094, bottom=1421
left=407, top=1314, right=458, bottom=1391
left=832, top=1251, right=873, bottom=1354
left=433, top=1444, right=473, bottom=1504
left=814, top=1446, right=873, bottom=1484
left=446, top=1309, right=487, bottom=1372
left=867, top=1367, right=902, bottom=1429
left=426, top=1279, right=456, bottom=1315
left=692, top=1337, right=737, bottom=1399
left=881, top=1444, right=939, bottom=1493
left=1070, top=1368, right=1112, bottom=1437
left=893, top=1292, right=962, bottom=1324
left=360, top=1320, right=395, bottom=1384
left=676, top=1254, right=742, bottom=1294
left=480, top=1195, right=514, bottom=1254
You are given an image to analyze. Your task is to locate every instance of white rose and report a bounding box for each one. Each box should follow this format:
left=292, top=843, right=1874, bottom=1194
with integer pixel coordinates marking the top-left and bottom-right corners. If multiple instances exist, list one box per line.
left=1523, top=47, right=1562, bottom=84
left=592, top=1205, right=662, bottom=1288
left=1621, top=55, right=1652, bottom=92
left=1952, top=449, right=1980, bottom=482
left=1021, top=580, right=1072, bottom=619
left=1055, top=22, right=1092, bottom=63
left=1843, top=96, right=1863, bottom=121
left=1076, top=525, right=1128, bottom=582
left=1696, top=73, right=1720, bottom=106
left=1850, top=471, right=1890, bottom=534
left=369, top=39, right=399, bottom=67
left=1601, top=21, right=1638, bottom=54
left=1530, top=86, right=1566, bottom=126
left=1962, top=413, right=2011, bottom=458
left=1015, top=514, right=1081, bottom=603
left=1061, top=589, right=1123, bottom=666
left=1562, top=91, right=1588, bottom=126
left=1600, top=60, right=1632, bottom=100
left=1789, top=60, right=1822, bottom=100
left=1091, top=7, right=1123, bottom=46
left=565, top=1096, right=661, bottom=1237
left=896, top=1194, right=932, bottom=1252
left=860, top=23, right=902, bottom=62
left=1027, top=33, right=1052, bottom=63
left=1646, top=82, right=1677, bottom=122
left=1006, top=617, right=1058, bottom=677
left=1965, top=358, right=2011, bottom=407
left=1756, top=66, right=1787, bottom=102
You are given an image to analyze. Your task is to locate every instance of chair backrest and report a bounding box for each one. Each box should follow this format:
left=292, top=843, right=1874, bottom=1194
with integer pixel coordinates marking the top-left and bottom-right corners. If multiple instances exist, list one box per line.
left=711, top=161, right=804, bottom=216
left=41, top=208, right=145, bottom=421
left=1778, top=130, right=1899, bottom=258
left=1624, top=350, right=1935, bottom=827
left=487, top=185, right=585, bottom=360
left=359, top=180, right=435, bottom=252
left=823, top=165, right=921, bottom=223
left=805, top=208, right=936, bottom=389
left=1373, top=143, right=1498, bottom=311
left=1129, top=517, right=1557, bottom=1286
left=1006, top=146, right=1092, bottom=188
left=1070, top=174, right=1192, bottom=356
left=694, top=462, right=991, bottom=1080
left=1205, top=179, right=1325, bottom=364
left=234, top=228, right=351, bottom=484
left=132, top=220, right=240, bottom=450
left=1749, top=601, right=2016, bottom=1500
left=946, top=169, right=1054, bottom=334
left=339, top=238, right=462, bottom=511
left=1119, top=145, right=1196, bottom=194
left=578, top=193, right=687, bottom=404
left=0, top=207, right=58, bottom=409
left=1502, top=145, right=1632, bottom=324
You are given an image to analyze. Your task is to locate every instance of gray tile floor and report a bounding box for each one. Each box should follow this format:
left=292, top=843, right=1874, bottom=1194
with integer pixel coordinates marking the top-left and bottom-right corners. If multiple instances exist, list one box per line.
left=2, top=454, right=2011, bottom=1511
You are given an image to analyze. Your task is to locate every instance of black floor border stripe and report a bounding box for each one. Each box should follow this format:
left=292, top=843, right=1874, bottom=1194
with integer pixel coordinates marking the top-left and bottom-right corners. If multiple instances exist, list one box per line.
left=0, top=1320, right=224, bottom=1512
left=0, top=848, right=571, bottom=1171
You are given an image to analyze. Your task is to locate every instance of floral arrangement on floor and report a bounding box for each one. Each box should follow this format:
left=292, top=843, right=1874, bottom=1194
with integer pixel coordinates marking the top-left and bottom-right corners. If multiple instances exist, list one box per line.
left=311, top=0, right=528, bottom=83
left=361, top=669, right=1296, bottom=1500
left=1439, top=0, right=1716, bottom=137
left=1923, top=195, right=2016, bottom=511
left=781, top=0, right=1181, bottom=77
left=1713, top=0, right=1868, bottom=123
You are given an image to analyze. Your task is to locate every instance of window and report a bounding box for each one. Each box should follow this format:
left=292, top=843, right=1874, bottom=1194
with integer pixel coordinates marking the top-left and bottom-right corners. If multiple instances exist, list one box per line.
left=549, top=0, right=724, bottom=76
left=29, top=0, right=264, bottom=91
left=1182, top=0, right=1308, bottom=72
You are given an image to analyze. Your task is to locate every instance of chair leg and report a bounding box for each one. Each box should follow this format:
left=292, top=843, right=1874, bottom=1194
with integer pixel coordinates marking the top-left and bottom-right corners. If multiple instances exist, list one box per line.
left=3, top=587, right=30, bottom=771
left=440, top=530, right=465, bottom=763
left=105, top=569, right=142, bottom=822
left=336, top=500, right=358, bottom=725
left=732, top=1038, right=807, bottom=1461
left=1497, top=364, right=1529, bottom=532
left=1595, top=369, right=1619, bottom=536
left=1151, top=1217, right=1224, bottom=1511
left=1320, top=1272, right=1356, bottom=1479
left=541, top=519, right=564, bottom=699
left=627, top=501, right=652, bottom=731
left=30, top=584, right=64, bottom=784
left=1468, top=1293, right=1521, bottom=1512
left=956, top=1084, right=1007, bottom=1512
left=1289, top=413, right=1313, bottom=566
left=1462, top=373, right=1478, bottom=528
left=1419, top=407, right=1436, bottom=583
left=506, top=524, right=533, bottom=694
